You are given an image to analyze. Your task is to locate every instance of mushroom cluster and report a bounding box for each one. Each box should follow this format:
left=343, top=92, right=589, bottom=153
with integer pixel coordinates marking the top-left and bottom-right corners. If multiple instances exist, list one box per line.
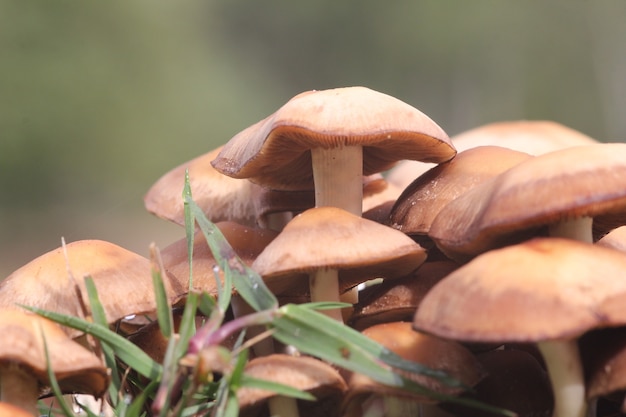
left=4, top=86, right=626, bottom=417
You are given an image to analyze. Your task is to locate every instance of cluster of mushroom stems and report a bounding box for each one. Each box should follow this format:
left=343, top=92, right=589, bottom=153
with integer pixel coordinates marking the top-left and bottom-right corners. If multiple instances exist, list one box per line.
left=3, top=86, right=626, bottom=417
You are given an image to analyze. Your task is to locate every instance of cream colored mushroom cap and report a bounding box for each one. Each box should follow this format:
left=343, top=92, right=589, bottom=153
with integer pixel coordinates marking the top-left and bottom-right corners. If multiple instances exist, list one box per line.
left=252, top=207, right=427, bottom=294
left=413, top=238, right=626, bottom=343
left=212, top=86, right=454, bottom=189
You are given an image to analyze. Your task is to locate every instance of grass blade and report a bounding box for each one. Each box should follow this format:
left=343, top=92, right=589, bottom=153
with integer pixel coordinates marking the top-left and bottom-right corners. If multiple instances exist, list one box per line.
left=238, top=376, right=316, bottom=401
left=183, top=189, right=278, bottom=312
left=183, top=169, right=195, bottom=292
left=150, top=243, right=174, bottom=339
left=25, top=306, right=162, bottom=380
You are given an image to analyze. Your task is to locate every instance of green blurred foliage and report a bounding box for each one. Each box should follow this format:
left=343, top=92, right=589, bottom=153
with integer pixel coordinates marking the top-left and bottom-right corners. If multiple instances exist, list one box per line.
left=1, top=1, right=625, bottom=277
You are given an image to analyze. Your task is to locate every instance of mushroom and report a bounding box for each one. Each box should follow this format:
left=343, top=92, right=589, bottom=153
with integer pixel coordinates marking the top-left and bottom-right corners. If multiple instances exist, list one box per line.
left=413, top=237, right=626, bottom=417
left=441, top=348, right=554, bottom=417
left=428, top=143, right=626, bottom=263
left=144, top=146, right=258, bottom=227
left=211, top=86, right=455, bottom=217
left=387, top=120, right=597, bottom=190
left=341, top=322, right=485, bottom=417
left=0, top=239, right=184, bottom=338
left=252, top=207, right=427, bottom=322
left=0, top=309, right=109, bottom=416
left=388, top=146, right=532, bottom=252
left=237, top=354, right=347, bottom=417
left=348, top=261, right=457, bottom=331
left=596, top=225, right=626, bottom=254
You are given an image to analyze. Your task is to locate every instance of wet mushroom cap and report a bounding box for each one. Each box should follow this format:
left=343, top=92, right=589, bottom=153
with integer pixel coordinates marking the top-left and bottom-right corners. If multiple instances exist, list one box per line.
left=429, top=143, right=626, bottom=262
left=389, top=146, right=532, bottom=237
left=211, top=86, right=454, bottom=190
left=252, top=206, right=427, bottom=295
left=413, top=238, right=626, bottom=342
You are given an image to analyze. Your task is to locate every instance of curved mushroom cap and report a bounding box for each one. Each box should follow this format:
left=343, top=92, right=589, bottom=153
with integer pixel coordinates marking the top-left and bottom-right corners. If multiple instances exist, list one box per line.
left=413, top=238, right=626, bottom=343
left=0, top=309, right=109, bottom=397
left=597, top=226, right=626, bottom=254
left=429, top=143, right=626, bottom=262
left=252, top=207, right=427, bottom=295
left=211, top=86, right=454, bottom=190
left=144, top=146, right=258, bottom=227
left=237, top=354, right=347, bottom=417
left=0, top=403, right=34, bottom=417
left=387, top=120, right=596, bottom=190
left=441, top=348, right=554, bottom=417
left=0, top=240, right=184, bottom=337
left=349, top=261, right=458, bottom=331
left=580, top=327, right=626, bottom=401
left=389, top=146, right=532, bottom=237
left=161, top=221, right=278, bottom=301
left=452, top=120, right=598, bottom=155
left=342, top=321, right=485, bottom=416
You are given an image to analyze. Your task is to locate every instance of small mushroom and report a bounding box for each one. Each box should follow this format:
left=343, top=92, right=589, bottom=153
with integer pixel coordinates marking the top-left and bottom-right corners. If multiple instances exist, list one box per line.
left=237, top=354, right=347, bottom=417
left=252, top=207, right=427, bottom=322
left=0, top=309, right=109, bottom=415
left=342, top=322, right=485, bottom=417
left=0, top=239, right=183, bottom=338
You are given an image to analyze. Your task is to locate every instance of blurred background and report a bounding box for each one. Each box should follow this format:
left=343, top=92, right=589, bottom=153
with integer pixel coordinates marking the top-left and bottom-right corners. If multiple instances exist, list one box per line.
left=1, top=0, right=625, bottom=277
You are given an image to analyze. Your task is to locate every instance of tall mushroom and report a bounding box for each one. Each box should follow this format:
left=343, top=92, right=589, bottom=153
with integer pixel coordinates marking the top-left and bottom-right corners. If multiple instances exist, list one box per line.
left=211, top=86, right=455, bottom=217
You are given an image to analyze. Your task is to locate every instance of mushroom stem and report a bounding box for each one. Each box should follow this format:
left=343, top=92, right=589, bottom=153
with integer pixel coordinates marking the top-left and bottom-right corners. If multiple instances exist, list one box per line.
left=311, top=145, right=363, bottom=216
left=267, top=395, right=301, bottom=417
left=0, top=365, right=39, bottom=416
left=362, top=395, right=422, bottom=417
left=548, top=216, right=593, bottom=244
left=537, top=339, right=586, bottom=417
left=310, top=268, right=343, bottom=322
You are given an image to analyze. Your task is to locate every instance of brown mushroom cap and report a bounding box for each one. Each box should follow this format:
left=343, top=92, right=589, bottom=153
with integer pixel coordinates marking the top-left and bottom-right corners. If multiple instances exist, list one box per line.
left=441, top=348, right=554, bottom=417
left=389, top=146, right=532, bottom=238
left=429, top=143, right=626, bottom=262
left=0, top=240, right=183, bottom=337
left=211, top=86, right=454, bottom=190
left=237, top=354, right=347, bottom=417
left=349, top=261, right=458, bottom=331
left=342, top=322, right=485, bottom=417
left=161, top=221, right=278, bottom=301
left=580, top=327, right=626, bottom=403
left=252, top=207, right=427, bottom=295
left=144, top=146, right=258, bottom=227
left=597, top=225, right=626, bottom=254
left=387, top=120, right=596, bottom=190
left=0, top=309, right=109, bottom=397
left=413, top=238, right=626, bottom=343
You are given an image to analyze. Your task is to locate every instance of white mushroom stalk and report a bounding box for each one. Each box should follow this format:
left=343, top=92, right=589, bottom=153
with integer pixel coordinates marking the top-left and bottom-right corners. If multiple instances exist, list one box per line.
left=548, top=216, right=593, bottom=244
left=310, top=268, right=343, bottom=322
left=311, top=145, right=364, bottom=216
left=538, top=340, right=586, bottom=417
